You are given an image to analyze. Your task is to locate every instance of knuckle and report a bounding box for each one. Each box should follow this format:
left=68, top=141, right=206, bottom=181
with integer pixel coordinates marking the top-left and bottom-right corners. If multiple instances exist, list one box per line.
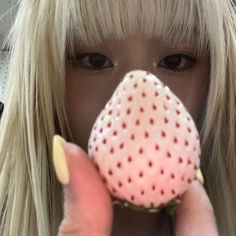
left=58, top=217, right=80, bottom=236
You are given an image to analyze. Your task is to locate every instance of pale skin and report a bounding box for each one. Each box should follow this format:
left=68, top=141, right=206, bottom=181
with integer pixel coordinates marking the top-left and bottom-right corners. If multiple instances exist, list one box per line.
left=58, top=35, right=218, bottom=235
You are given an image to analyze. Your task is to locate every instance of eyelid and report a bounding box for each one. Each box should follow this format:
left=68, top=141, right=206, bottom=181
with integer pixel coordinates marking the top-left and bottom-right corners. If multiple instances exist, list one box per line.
left=165, top=53, right=198, bottom=63
left=157, top=52, right=199, bottom=73
left=68, top=52, right=113, bottom=70
left=160, top=48, right=199, bottom=60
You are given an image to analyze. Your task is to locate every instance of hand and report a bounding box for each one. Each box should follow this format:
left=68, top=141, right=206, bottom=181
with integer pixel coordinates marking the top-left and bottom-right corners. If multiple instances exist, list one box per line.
left=55, top=140, right=113, bottom=236
left=53, top=137, right=218, bottom=236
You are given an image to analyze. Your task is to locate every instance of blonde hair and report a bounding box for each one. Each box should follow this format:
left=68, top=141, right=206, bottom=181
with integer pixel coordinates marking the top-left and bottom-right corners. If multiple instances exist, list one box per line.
left=0, top=0, right=236, bottom=235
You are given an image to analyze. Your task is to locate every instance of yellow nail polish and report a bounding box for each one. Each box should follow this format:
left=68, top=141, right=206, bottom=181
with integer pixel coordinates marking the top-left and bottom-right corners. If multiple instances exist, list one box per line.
left=196, top=169, right=204, bottom=184
left=53, top=135, right=70, bottom=185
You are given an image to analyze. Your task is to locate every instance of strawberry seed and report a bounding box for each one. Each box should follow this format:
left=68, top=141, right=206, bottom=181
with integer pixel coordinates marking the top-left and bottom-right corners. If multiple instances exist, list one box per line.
left=122, top=122, right=127, bottom=129
left=110, top=147, right=114, bottom=154
left=102, top=177, right=107, bottom=184
left=152, top=104, right=157, bottom=110
left=164, top=117, right=169, bottom=124
left=126, top=108, right=131, bottom=115
left=140, top=107, right=144, bottom=113
left=127, top=96, right=133, bottom=101
left=149, top=118, right=155, bottom=125
left=145, top=131, right=149, bottom=138
left=148, top=161, right=153, bottom=167
left=130, top=134, right=135, bottom=140
left=185, top=140, right=189, bottom=146
left=167, top=152, right=172, bottom=158
left=161, top=131, right=166, bottom=137
left=139, top=172, right=144, bottom=178
left=117, top=162, right=122, bottom=168
left=155, top=144, right=160, bottom=151
left=176, top=122, right=180, bottom=128
left=139, top=148, right=144, bottom=154
left=128, top=156, right=132, bottom=162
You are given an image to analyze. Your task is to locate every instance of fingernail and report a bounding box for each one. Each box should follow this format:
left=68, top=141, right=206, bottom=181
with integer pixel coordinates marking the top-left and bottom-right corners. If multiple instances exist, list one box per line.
left=52, top=135, right=70, bottom=185
left=196, top=169, right=204, bottom=184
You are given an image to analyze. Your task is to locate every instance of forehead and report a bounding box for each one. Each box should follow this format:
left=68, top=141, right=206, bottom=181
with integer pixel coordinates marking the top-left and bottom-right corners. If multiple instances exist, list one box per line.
left=66, top=0, right=209, bottom=55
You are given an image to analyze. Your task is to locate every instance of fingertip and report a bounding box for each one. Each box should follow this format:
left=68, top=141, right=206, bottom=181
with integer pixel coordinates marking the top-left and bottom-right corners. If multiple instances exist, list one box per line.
left=52, top=135, right=70, bottom=185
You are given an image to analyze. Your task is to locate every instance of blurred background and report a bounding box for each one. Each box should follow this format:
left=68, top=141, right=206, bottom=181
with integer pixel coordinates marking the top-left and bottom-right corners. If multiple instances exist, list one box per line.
left=0, top=0, right=17, bottom=113
left=0, top=0, right=17, bottom=50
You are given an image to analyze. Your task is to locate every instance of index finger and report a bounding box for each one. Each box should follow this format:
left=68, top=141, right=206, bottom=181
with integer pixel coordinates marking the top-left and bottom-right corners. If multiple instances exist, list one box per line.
left=175, top=181, right=219, bottom=236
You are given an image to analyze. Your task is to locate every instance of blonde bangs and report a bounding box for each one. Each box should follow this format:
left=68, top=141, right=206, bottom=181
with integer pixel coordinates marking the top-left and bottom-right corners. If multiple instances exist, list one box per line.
left=66, top=0, right=209, bottom=56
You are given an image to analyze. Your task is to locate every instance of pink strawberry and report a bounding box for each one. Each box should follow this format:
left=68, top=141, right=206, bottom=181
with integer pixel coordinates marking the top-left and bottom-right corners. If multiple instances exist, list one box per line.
left=88, top=70, right=201, bottom=211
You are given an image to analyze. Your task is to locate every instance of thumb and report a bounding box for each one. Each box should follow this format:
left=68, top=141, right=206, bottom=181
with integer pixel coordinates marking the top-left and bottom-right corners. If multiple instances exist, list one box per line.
left=175, top=181, right=218, bottom=236
left=53, top=136, right=113, bottom=236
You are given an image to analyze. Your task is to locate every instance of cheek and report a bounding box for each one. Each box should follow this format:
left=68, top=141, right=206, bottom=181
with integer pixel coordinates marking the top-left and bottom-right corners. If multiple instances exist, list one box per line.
left=66, top=82, right=106, bottom=150
left=65, top=70, right=117, bottom=150
left=169, top=74, right=209, bottom=122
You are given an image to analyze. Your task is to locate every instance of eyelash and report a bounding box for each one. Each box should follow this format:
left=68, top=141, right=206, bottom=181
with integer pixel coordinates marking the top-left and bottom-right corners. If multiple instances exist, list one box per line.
left=68, top=52, right=198, bottom=72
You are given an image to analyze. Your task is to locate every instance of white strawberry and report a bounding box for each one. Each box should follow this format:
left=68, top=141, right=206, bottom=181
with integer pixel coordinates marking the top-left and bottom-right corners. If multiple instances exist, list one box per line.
left=88, top=70, right=201, bottom=211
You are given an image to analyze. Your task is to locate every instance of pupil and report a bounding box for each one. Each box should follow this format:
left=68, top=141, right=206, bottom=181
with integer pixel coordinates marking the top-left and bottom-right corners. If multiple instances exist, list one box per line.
left=89, top=54, right=106, bottom=67
left=165, top=56, right=181, bottom=68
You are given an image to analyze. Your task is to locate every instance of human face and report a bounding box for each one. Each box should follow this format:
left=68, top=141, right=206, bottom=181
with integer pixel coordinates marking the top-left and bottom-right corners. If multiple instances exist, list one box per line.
left=65, top=34, right=209, bottom=151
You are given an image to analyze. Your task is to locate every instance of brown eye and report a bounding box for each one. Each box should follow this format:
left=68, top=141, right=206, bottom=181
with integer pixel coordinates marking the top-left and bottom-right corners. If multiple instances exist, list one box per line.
left=158, top=54, right=197, bottom=72
left=70, top=53, right=113, bottom=70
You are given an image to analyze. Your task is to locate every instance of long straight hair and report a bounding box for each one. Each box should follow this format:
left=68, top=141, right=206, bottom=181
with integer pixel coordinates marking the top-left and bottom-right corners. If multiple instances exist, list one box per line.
left=0, top=0, right=236, bottom=235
